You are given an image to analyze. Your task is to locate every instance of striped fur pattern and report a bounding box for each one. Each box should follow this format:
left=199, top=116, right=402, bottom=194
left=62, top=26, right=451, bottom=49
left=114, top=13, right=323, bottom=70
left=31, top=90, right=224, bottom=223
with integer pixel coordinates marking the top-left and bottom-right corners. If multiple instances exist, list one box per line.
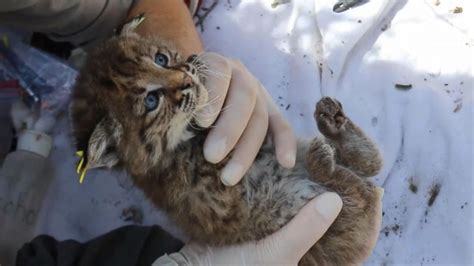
left=70, top=25, right=382, bottom=265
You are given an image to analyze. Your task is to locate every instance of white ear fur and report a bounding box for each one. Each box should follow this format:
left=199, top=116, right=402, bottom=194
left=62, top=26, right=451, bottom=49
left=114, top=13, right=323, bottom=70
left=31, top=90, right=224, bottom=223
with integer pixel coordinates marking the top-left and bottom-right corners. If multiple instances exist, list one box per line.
left=120, top=13, right=146, bottom=36
left=87, top=118, right=119, bottom=169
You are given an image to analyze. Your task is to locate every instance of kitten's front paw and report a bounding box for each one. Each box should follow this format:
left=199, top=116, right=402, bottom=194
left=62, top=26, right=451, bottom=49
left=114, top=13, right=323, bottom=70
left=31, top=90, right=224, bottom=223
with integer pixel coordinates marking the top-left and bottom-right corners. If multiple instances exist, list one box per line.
left=315, top=97, right=347, bottom=138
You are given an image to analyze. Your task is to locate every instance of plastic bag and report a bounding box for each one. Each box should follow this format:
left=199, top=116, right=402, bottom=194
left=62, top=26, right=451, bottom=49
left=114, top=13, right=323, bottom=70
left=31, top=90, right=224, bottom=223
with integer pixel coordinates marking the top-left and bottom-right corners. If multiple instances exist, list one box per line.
left=0, top=36, right=78, bottom=117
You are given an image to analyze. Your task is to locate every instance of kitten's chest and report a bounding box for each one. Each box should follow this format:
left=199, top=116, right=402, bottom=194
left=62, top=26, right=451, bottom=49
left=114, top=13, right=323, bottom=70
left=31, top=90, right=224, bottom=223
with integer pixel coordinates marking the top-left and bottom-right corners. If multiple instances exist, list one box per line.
left=183, top=137, right=327, bottom=208
left=239, top=144, right=326, bottom=223
left=148, top=138, right=328, bottom=243
left=245, top=147, right=324, bottom=198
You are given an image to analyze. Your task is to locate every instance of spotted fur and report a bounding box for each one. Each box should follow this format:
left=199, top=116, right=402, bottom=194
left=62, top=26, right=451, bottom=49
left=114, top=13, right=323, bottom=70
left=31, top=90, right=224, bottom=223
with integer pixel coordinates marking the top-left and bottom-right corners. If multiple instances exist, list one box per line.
left=70, top=23, right=382, bottom=265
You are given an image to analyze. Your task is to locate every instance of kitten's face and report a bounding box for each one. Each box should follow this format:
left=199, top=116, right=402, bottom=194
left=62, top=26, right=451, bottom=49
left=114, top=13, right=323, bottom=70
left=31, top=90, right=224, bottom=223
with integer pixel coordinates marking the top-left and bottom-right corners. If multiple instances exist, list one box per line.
left=71, top=31, right=208, bottom=176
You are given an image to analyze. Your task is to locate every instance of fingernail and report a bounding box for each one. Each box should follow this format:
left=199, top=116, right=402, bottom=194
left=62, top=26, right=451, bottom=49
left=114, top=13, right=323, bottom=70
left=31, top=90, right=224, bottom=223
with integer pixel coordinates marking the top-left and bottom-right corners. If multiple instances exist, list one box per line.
left=314, top=192, right=343, bottom=221
left=196, top=106, right=215, bottom=128
left=375, top=187, right=385, bottom=198
left=282, top=152, right=296, bottom=168
left=220, top=162, right=243, bottom=186
left=204, top=137, right=227, bottom=163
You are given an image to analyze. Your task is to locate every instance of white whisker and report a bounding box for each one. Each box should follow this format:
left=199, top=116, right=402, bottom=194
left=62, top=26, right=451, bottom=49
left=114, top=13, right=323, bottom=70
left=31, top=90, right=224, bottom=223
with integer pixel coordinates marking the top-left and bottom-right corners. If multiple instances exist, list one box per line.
left=195, top=95, right=221, bottom=109
left=191, top=103, right=233, bottom=122
left=200, top=68, right=230, bottom=79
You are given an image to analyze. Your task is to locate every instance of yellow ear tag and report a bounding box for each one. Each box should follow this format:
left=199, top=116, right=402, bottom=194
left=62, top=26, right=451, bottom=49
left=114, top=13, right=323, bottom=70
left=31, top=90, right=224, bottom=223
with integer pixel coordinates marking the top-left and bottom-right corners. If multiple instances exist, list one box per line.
left=75, top=151, right=88, bottom=184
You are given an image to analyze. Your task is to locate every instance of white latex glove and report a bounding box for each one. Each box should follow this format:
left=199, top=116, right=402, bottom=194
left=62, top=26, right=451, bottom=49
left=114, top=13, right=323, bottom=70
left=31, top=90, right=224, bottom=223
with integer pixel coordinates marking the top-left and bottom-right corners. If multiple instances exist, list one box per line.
left=153, top=193, right=342, bottom=265
left=196, top=52, right=297, bottom=186
left=154, top=189, right=383, bottom=265
left=177, top=193, right=343, bottom=265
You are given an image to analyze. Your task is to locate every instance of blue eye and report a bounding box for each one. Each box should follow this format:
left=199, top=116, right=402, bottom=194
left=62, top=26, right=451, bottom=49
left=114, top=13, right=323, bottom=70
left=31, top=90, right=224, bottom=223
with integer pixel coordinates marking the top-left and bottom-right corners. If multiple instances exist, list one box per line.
left=154, top=53, right=169, bottom=67
left=144, top=92, right=160, bottom=112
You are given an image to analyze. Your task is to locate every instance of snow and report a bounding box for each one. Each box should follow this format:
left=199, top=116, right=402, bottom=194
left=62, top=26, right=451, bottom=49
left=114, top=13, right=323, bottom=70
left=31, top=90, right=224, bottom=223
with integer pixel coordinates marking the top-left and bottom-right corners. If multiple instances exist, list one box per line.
left=33, top=0, right=473, bottom=264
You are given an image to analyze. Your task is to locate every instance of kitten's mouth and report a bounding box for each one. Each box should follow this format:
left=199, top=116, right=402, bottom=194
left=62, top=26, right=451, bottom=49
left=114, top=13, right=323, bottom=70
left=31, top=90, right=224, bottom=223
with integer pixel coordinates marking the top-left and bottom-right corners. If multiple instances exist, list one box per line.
left=179, top=89, right=195, bottom=112
left=179, top=58, right=209, bottom=114
left=178, top=82, right=208, bottom=115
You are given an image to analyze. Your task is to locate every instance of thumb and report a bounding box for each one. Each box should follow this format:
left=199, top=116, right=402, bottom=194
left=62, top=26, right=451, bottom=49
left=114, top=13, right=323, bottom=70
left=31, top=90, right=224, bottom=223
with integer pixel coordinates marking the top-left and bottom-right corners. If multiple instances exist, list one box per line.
left=258, top=192, right=343, bottom=261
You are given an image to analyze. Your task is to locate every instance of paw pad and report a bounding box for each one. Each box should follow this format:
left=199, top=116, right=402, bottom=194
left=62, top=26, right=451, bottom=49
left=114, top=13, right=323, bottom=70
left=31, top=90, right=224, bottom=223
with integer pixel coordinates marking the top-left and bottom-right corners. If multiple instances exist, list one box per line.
left=315, top=97, right=347, bottom=138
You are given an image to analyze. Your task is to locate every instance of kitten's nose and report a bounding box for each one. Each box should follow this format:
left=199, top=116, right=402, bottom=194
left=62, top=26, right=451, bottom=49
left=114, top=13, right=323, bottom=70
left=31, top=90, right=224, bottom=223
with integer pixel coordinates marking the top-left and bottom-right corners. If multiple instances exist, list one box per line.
left=181, top=75, right=193, bottom=90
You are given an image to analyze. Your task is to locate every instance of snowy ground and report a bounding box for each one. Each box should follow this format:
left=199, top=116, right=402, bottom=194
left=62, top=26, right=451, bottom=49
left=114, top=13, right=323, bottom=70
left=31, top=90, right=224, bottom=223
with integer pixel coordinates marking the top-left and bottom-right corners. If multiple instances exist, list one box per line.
left=33, top=0, right=472, bottom=264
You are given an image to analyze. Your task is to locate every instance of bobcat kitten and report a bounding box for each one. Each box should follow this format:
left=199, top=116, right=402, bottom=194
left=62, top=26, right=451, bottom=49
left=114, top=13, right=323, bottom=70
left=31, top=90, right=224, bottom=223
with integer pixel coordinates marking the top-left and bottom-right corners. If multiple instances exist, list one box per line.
left=70, top=18, right=382, bottom=265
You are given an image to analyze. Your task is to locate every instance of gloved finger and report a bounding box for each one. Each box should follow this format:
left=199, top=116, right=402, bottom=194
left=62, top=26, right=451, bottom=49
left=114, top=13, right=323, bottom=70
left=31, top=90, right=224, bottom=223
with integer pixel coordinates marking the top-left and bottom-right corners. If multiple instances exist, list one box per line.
left=220, top=93, right=269, bottom=186
left=261, top=87, right=297, bottom=168
left=203, top=60, right=257, bottom=163
left=195, top=52, right=232, bottom=128
left=258, top=192, right=343, bottom=262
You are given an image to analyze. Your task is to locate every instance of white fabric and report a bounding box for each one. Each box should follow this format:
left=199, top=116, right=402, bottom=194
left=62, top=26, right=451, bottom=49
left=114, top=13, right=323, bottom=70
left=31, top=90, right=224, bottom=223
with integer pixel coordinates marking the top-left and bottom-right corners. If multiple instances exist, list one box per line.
left=36, top=0, right=472, bottom=264
left=17, top=130, right=52, bottom=158
left=152, top=253, right=189, bottom=266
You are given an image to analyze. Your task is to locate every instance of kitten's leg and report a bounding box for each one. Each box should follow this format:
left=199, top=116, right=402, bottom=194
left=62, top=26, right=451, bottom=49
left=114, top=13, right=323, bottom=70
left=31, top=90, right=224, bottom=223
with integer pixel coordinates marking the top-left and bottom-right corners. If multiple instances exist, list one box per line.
left=300, top=168, right=379, bottom=266
left=304, top=150, right=378, bottom=265
left=301, top=97, right=380, bottom=265
left=315, top=97, right=382, bottom=177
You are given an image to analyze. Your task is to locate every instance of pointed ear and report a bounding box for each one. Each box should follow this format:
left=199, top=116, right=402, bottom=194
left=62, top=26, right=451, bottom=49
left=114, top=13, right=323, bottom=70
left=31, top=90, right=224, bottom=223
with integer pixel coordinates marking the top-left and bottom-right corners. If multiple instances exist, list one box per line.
left=86, top=118, right=119, bottom=169
left=118, top=13, right=146, bottom=36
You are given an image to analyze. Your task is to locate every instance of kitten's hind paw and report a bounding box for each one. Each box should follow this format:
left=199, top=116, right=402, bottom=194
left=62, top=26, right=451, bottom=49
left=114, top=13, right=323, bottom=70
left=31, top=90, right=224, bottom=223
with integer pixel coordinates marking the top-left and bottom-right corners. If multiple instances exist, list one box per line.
left=315, top=97, right=347, bottom=138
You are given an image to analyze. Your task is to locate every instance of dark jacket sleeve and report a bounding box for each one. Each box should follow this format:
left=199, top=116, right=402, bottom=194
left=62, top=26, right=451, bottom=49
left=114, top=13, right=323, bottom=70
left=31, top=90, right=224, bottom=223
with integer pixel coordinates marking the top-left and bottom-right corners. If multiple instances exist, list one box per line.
left=16, top=225, right=184, bottom=266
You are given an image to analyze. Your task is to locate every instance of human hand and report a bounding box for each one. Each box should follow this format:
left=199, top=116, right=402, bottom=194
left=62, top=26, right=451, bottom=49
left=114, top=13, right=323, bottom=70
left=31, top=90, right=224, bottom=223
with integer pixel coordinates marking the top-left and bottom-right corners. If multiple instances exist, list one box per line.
left=126, top=2, right=293, bottom=187
left=197, top=53, right=297, bottom=186
left=154, top=188, right=383, bottom=265
left=154, top=192, right=342, bottom=265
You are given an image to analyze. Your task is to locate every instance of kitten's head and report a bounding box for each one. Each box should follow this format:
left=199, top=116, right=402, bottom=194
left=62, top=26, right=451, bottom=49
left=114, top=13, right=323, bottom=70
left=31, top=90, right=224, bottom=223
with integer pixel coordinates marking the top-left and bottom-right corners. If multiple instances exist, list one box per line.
left=70, top=18, right=208, bottom=176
